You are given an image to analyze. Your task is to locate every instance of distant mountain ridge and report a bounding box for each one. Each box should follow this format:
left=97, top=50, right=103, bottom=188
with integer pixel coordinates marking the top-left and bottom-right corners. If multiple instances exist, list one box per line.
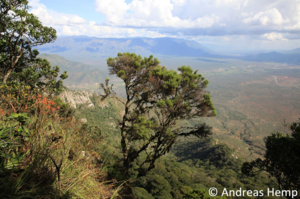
left=36, top=36, right=300, bottom=65
left=243, top=51, right=300, bottom=64
left=36, top=36, right=228, bottom=61
left=282, top=47, right=300, bottom=55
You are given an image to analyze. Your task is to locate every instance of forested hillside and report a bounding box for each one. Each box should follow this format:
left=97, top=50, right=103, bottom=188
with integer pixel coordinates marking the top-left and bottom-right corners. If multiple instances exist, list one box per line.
left=70, top=91, right=279, bottom=198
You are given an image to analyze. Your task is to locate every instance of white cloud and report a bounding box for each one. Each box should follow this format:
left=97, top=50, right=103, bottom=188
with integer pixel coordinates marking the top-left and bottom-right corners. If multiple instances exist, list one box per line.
left=85, top=21, right=167, bottom=38
left=29, top=0, right=300, bottom=37
left=95, top=0, right=129, bottom=24
left=27, top=0, right=300, bottom=50
left=95, top=0, right=220, bottom=28
left=171, top=0, right=186, bottom=6
left=243, top=8, right=289, bottom=26
left=53, top=21, right=167, bottom=38
left=30, top=6, right=52, bottom=24
left=241, top=12, right=249, bottom=17
left=28, top=0, right=166, bottom=38
left=92, top=0, right=300, bottom=38
left=262, top=32, right=287, bottom=41
left=28, top=0, right=45, bottom=8
left=30, top=6, right=87, bottom=26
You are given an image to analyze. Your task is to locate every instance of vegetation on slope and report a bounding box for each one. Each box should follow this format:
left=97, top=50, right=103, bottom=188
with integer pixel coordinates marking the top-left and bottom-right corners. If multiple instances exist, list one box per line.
left=74, top=93, right=280, bottom=199
left=0, top=85, right=117, bottom=198
left=242, top=120, right=300, bottom=193
left=0, top=1, right=119, bottom=198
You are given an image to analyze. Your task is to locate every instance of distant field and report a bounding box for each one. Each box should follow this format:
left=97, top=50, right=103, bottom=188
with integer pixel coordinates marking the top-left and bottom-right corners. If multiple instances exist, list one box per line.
left=197, top=66, right=300, bottom=160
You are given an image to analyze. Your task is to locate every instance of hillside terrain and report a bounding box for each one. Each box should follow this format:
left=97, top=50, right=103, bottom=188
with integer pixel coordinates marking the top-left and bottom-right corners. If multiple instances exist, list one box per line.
left=38, top=54, right=95, bottom=72
left=38, top=54, right=113, bottom=90
left=45, top=54, right=300, bottom=161
left=63, top=90, right=280, bottom=198
left=41, top=53, right=300, bottom=198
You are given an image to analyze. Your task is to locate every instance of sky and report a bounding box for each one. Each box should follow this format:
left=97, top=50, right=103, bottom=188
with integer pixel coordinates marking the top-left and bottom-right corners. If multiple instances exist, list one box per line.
left=28, top=0, right=300, bottom=53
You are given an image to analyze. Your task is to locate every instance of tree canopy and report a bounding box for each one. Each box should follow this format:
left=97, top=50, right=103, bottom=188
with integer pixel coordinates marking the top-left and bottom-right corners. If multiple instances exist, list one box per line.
left=101, top=52, right=216, bottom=179
left=0, top=0, right=67, bottom=93
left=242, top=119, right=300, bottom=191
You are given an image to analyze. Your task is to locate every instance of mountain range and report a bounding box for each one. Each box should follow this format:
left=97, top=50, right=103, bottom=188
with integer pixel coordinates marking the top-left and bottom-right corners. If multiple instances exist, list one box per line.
left=36, top=36, right=300, bottom=65
left=242, top=51, right=300, bottom=64
left=281, top=47, right=300, bottom=54
left=36, top=36, right=230, bottom=63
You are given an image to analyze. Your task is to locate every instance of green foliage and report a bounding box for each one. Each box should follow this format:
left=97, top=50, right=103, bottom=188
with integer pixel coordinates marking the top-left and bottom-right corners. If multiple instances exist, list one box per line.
left=117, top=70, right=126, bottom=79
left=133, top=187, right=155, bottom=199
left=203, top=93, right=216, bottom=116
left=80, top=123, right=105, bottom=140
left=0, top=0, right=67, bottom=95
left=101, top=52, right=216, bottom=179
left=75, top=97, right=122, bottom=135
left=129, top=138, right=277, bottom=198
left=151, top=67, right=182, bottom=90
left=130, top=116, right=154, bottom=140
left=242, top=119, right=300, bottom=191
left=0, top=113, right=31, bottom=169
left=74, top=95, right=126, bottom=169
left=182, top=189, right=227, bottom=199
left=139, top=174, right=172, bottom=198
left=165, top=99, right=173, bottom=107
left=8, top=58, right=68, bottom=95
left=157, top=100, right=165, bottom=108
left=72, top=89, right=280, bottom=199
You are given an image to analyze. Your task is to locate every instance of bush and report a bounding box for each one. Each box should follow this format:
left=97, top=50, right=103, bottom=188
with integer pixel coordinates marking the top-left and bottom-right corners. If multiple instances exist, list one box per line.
left=0, top=86, right=113, bottom=198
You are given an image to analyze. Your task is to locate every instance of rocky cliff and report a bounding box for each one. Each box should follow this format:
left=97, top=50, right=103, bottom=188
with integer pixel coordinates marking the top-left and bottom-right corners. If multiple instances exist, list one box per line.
left=59, top=90, right=95, bottom=108
left=58, top=90, right=110, bottom=109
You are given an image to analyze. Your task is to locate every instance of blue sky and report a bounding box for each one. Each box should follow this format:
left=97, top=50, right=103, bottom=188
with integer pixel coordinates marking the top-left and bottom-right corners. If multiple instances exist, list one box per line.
left=29, top=0, right=300, bottom=52
left=36, top=0, right=133, bottom=23
left=37, top=0, right=106, bottom=23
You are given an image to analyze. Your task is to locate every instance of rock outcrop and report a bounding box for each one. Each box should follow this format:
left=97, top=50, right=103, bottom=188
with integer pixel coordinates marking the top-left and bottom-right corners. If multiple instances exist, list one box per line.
left=59, top=90, right=95, bottom=108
